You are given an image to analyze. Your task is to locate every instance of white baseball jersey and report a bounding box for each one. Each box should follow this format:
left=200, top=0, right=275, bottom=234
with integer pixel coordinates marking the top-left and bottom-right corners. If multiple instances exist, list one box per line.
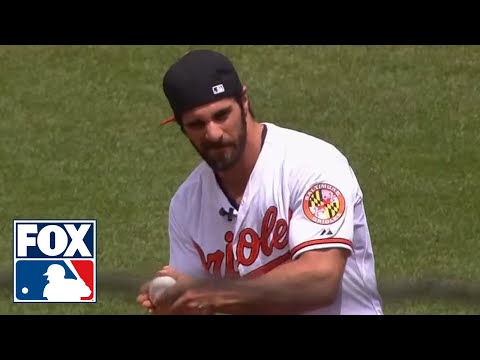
left=168, top=122, right=383, bottom=315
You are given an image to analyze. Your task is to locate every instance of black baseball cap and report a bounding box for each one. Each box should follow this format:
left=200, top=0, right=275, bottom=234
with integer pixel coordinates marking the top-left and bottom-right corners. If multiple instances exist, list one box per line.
left=161, top=49, right=243, bottom=125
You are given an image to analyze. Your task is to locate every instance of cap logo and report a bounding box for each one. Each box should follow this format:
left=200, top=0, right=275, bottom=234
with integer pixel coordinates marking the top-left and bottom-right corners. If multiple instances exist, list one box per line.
left=212, top=84, right=225, bottom=95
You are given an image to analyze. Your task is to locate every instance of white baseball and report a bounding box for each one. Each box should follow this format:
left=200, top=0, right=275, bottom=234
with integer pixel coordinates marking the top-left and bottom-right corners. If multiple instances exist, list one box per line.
left=148, top=276, right=177, bottom=303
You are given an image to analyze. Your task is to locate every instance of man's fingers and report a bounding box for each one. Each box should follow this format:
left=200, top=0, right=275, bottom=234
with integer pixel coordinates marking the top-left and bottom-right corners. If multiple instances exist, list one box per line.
left=137, top=266, right=211, bottom=314
left=156, top=265, right=172, bottom=274
left=136, top=291, right=154, bottom=310
left=170, top=289, right=204, bottom=310
left=138, top=281, right=151, bottom=297
left=156, top=270, right=172, bottom=278
left=154, top=282, right=184, bottom=307
left=170, top=292, right=215, bottom=315
left=141, top=299, right=153, bottom=308
left=156, top=267, right=181, bottom=280
left=137, top=293, right=148, bottom=304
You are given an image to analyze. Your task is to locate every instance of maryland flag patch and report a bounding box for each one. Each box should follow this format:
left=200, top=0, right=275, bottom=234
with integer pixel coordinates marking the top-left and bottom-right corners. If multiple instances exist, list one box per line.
left=302, top=183, right=345, bottom=225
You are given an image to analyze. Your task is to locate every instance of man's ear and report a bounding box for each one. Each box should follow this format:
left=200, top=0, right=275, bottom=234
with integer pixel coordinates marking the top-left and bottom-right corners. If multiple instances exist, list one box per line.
left=241, top=85, right=249, bottom=114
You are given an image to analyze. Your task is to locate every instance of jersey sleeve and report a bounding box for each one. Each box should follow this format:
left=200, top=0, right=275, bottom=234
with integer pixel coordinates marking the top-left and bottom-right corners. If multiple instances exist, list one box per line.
left=288, top=154, right=360, bottom=260
left=168, top=197, right=207, bottom=278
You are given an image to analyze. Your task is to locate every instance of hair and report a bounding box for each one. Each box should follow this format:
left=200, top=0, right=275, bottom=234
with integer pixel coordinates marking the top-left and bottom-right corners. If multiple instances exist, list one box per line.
left=235, top=94, right=255, bottom=119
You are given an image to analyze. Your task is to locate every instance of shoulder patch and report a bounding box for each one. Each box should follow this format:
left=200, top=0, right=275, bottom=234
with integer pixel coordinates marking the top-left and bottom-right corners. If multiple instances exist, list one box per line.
left=302, top=183, right=345, bottom=225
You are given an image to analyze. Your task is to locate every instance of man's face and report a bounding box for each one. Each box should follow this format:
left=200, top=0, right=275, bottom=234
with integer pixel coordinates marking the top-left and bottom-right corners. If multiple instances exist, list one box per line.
left=181, top=97, right=247, bottom=172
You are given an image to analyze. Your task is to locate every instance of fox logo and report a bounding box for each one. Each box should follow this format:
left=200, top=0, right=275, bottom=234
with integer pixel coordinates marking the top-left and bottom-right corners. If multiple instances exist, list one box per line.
left=13, top=220, right=96, bottom=303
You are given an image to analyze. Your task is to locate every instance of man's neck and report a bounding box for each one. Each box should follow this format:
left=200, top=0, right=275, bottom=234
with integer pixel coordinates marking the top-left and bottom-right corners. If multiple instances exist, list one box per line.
left=215, top=121, right=266, bottom=204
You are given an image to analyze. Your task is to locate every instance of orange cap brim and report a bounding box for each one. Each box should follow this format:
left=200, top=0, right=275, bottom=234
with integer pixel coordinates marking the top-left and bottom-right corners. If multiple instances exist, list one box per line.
left=160, top=115, right=176, bottom=125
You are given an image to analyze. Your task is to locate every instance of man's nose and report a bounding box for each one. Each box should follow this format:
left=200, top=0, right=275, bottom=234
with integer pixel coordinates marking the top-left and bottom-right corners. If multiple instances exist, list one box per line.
left=205, top=122, right=224, bottom=142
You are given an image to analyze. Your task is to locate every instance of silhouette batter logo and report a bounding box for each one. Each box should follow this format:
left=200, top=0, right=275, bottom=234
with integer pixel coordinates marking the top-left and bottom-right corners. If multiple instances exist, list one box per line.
left=13, top=220, right=96, bottom=303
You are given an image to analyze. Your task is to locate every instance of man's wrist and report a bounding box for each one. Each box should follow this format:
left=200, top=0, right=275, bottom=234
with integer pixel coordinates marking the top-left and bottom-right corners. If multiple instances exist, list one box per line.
left=210, top=281, right=266, bottom=315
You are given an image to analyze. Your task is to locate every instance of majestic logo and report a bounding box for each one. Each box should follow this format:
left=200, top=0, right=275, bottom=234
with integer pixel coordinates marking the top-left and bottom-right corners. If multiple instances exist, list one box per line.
left=319, top=228, right=333, bottom=236
left=13, top=220, right=96, bottom=303
left=302, top=183, right=345, bottom=225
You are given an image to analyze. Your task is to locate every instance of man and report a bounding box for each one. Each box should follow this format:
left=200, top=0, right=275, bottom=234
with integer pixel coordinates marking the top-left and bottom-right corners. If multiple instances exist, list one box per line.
left=136, top=49, right=383, bottom=315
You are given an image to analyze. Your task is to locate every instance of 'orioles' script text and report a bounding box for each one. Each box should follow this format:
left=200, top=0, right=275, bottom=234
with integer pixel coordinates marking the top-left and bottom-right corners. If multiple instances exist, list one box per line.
left=193, top=206, right=290, bottom=278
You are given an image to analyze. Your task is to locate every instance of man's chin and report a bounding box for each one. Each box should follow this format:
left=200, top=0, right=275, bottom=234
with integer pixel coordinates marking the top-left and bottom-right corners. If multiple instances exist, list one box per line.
left=200, top=145, right=244, bottom=172
left=206, top=157, right=238, bottom=172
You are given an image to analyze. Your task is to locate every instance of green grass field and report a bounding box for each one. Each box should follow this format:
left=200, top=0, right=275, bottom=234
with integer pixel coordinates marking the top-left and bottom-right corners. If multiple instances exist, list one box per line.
left=1, top=45, right=479, bottom=315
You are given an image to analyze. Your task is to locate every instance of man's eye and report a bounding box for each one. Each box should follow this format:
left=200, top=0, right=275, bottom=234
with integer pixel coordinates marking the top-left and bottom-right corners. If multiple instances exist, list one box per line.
left=188, top=122, right=204, bottom=129
left=215, top=112, right=229, bottom=121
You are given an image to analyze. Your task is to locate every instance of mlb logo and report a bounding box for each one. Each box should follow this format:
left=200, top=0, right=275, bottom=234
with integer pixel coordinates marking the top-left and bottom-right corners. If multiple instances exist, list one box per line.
left=212, top=84, right=225, bottom=94
left=13, top=219, right=96, bottom=303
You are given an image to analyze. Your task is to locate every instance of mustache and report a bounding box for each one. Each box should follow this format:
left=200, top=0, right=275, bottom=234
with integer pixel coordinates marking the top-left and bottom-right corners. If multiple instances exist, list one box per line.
left=202, top=141, right=235, bottom=150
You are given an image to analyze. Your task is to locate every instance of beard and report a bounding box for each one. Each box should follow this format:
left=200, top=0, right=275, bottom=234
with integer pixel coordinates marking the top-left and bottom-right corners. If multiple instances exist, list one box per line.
left=191, top=110, right=247, bottom=172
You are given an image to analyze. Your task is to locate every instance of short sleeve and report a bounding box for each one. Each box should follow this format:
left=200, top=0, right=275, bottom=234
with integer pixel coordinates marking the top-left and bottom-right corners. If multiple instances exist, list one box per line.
left=168, top=198, right=207, bottom=277
left=288, top=156, right=359, bottom=260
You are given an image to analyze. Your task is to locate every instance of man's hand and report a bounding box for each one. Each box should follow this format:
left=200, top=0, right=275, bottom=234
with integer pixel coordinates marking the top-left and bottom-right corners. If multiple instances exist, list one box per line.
left=136, top=280, right=156, bottom=313
left=156, top=274, right=257, bottom=315
left=165, top=286, right=242, bottom=314
left=136, top=265, right=185, bottom=314
left=136, top=266, right=215, bottom=315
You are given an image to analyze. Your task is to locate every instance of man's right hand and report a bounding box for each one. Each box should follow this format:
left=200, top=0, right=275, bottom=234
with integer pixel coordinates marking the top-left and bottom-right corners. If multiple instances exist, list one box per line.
left=136, top=266, right=213, bottom=315
left=136, top=280, right=158, bottom=313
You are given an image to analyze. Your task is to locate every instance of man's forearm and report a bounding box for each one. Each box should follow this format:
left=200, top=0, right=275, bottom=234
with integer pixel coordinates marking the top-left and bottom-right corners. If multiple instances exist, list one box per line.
left=212, top=251, right=345, bottom=315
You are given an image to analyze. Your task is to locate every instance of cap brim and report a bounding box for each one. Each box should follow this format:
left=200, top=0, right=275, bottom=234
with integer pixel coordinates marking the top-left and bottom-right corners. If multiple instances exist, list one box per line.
left=160, top=115, right=176, bottom=125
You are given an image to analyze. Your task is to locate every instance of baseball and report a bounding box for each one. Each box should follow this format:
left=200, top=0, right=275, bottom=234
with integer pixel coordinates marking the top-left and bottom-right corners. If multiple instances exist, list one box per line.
left=148, top=276, right=176, bottom=302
